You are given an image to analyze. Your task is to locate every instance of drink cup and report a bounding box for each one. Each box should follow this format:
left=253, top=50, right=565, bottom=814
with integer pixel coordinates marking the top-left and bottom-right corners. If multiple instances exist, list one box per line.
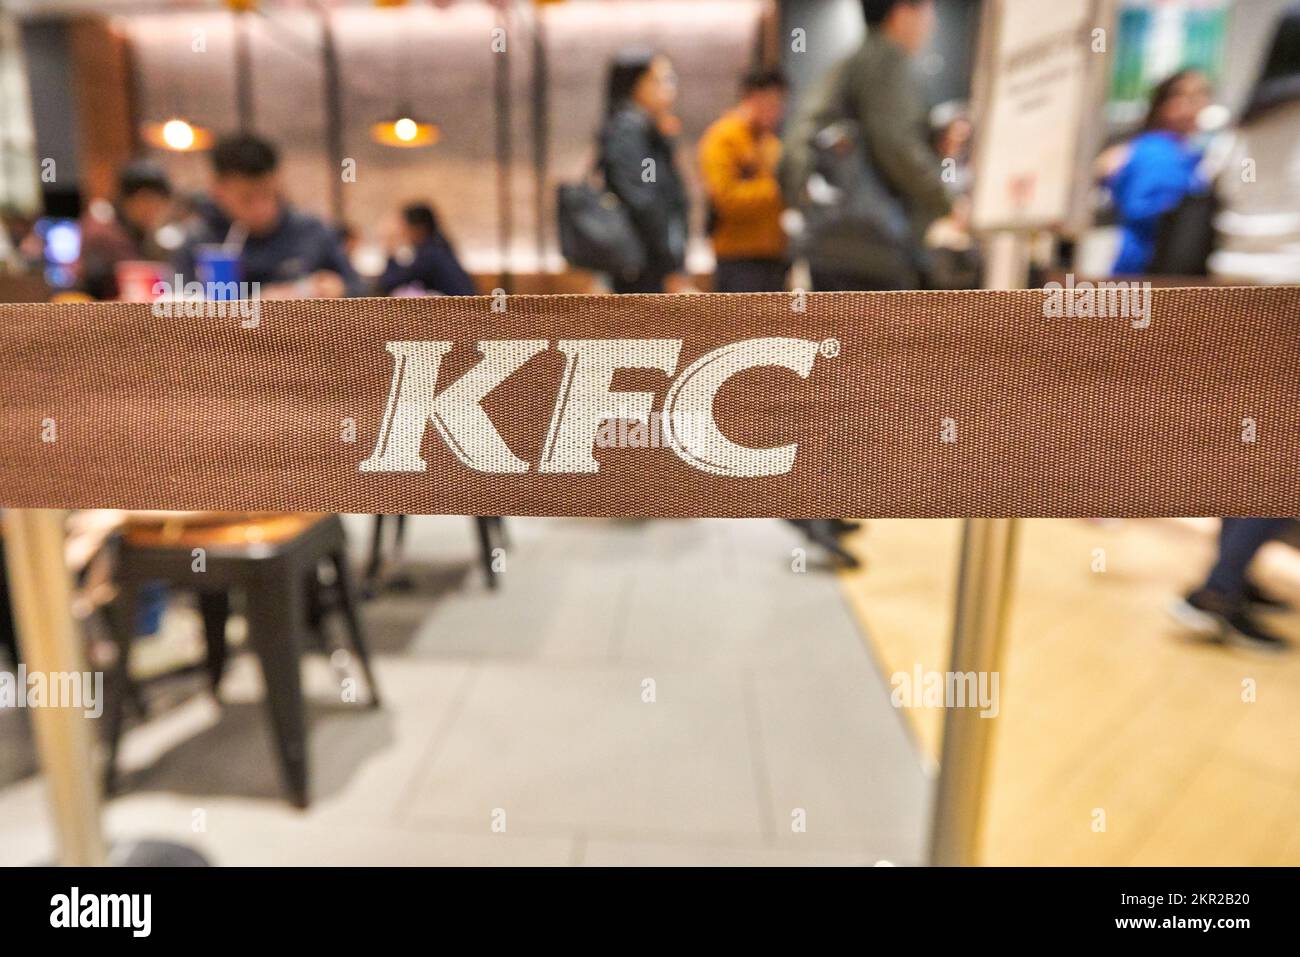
left=194, top=245, right=243, bottom=300
left=115, top=260, right=168, bottom=302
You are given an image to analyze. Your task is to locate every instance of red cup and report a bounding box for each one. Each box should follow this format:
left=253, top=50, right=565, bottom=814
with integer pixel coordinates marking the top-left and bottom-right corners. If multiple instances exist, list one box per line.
left=115, top=260, right=169, bottom=302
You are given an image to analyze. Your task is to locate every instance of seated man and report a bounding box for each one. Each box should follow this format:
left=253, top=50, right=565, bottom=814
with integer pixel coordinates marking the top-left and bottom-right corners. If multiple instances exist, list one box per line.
left=176, top=133, right=361, bottom=298
left=78, top=160, right=173, bottom=300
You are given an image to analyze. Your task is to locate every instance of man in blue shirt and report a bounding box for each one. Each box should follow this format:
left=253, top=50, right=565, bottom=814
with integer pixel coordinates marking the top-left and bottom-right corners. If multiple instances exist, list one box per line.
left=176, top=134, right=361, bottom=298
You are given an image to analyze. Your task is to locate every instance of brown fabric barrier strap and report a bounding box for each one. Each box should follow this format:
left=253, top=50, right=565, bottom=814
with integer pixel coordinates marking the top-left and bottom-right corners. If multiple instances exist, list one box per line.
left=0, top=286, right=1296, bottom=518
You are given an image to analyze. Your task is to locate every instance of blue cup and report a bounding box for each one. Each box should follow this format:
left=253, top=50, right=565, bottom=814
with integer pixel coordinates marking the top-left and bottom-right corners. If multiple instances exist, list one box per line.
left=194, top=245, right=242, bottom=300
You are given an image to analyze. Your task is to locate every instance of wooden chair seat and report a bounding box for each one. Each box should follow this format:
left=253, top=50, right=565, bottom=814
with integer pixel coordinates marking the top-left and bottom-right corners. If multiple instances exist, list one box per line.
left=122, top=513, right=322, bottom=550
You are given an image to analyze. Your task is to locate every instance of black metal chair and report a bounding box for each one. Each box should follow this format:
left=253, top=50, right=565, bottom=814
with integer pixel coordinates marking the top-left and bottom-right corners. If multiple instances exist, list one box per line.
left=364, top=515, right=507, bottom=596
left=103, top=513, right=380, bottom=808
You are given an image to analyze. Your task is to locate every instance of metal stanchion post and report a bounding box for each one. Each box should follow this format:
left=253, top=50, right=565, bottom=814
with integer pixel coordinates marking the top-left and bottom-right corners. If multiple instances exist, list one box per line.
left=928, top=516, right=1019, bottom=866
left=928, top=231, right=1029, bottom=866
left=4, top=508, right=106, bottom=867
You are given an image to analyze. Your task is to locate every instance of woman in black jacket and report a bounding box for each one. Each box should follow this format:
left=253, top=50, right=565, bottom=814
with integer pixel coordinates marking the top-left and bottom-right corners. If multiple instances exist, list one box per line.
left=599, top=49, right=692, bottom=294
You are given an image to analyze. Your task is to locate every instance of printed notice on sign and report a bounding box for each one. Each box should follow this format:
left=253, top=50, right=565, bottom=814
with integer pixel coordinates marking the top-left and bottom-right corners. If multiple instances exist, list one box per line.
left=972, top=0, right=1109, bottom=231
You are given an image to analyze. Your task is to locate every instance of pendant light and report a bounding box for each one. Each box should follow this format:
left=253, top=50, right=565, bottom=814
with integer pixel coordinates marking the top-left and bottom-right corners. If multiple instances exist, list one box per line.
left=142, top=117, right=213, bottom=152
left=370, top=1, right=439, bottom=148
left=140, top=2, right=252, bottom=151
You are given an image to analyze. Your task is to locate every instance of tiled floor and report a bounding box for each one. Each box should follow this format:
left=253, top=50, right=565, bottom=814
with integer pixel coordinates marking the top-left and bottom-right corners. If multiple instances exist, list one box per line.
left=0, top=515, right=928, bottom=866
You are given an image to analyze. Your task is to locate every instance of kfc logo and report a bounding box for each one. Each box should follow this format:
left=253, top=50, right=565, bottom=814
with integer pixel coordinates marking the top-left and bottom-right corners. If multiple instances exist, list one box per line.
left=360, top=337, right=835, bottom=478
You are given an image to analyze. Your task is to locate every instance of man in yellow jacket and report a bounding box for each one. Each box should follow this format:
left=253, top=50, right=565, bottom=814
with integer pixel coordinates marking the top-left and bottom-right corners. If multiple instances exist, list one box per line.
left=700, top=68, right=861, bottom=567
left=698, top=69, right=789, bottom=293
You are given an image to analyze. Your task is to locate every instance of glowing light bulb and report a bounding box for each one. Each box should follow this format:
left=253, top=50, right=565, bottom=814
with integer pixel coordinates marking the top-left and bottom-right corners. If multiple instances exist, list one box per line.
left=394, top=117, right=418, bottom=142
left=162, top=119, right=196, bottom=151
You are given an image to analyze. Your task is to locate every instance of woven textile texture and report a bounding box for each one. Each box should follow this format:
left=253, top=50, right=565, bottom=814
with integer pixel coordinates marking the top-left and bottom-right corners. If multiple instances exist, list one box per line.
left=0, top=287, right=1295, bottom=517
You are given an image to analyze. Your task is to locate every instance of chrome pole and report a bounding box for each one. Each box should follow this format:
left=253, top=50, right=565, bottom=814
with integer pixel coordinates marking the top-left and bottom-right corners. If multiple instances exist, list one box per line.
left=929, top=230, right=1028, bottom=866
left=929, top=516, right=1019, bottom=866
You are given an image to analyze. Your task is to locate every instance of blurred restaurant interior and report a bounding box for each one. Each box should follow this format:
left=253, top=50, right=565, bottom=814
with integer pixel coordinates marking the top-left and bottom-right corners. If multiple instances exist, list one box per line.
left=1, top=0, right=1299, bottom=867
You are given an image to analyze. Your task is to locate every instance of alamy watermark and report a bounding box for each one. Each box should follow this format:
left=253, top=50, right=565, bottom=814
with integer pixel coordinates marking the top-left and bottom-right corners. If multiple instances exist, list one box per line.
left=593, top=408, right=715, bottom=451
left=0, top=666, right=103, bottom=718
left=1043, top=273, right=1152, bottom=329
left=890, top=666, right=999, bottom=718
left=150, top=275, right=261, bottom=327
left=50, top=887, right=150, bottom=937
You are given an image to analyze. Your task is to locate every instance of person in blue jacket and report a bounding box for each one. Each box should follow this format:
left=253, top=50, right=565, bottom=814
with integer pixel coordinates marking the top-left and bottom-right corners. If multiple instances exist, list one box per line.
left=176, top=134, right=363, bottom=297
left=1106, top=69, right=1212, bottom=275
left=377, top=203, right=476, bottom=297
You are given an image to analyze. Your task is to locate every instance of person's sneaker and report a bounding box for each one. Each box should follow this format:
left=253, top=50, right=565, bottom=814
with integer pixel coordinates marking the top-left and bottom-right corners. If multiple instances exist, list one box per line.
left=1243, top=580, right=1291, bottom=613
left=1167, top=589, right=1226, bottom=638
left=1221, top=610, right=1290, bottom=653
left=788, top=520, right=862, bottom=569
left=1168, top=588, right=1289, bottom=653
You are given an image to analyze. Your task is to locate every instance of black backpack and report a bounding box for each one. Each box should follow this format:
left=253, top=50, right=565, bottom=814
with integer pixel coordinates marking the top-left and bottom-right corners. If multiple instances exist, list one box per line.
left=782, top=57, right=925, bottom=284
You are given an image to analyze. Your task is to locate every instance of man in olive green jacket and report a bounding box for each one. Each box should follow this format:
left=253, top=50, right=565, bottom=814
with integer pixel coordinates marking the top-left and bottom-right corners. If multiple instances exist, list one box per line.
left=782, top=0, right=950, bottom=289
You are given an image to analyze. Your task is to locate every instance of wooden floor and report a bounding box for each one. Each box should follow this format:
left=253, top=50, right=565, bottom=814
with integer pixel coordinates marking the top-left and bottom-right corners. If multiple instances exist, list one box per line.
left=838, top=518, right=1300, bottom=865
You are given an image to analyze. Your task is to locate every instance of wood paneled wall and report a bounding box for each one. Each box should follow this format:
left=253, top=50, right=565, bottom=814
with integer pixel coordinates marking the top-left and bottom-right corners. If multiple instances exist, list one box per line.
left=68, top=16, right=136, bottom=202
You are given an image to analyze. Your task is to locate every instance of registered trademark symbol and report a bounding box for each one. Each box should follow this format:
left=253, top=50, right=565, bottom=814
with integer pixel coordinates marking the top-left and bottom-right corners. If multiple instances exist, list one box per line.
left=820, top=337, right=840, bottom=359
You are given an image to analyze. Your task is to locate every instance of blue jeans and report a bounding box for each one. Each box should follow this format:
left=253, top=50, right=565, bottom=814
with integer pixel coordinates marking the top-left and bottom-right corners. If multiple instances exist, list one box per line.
left=1204, top=518, right=1292, bottom=602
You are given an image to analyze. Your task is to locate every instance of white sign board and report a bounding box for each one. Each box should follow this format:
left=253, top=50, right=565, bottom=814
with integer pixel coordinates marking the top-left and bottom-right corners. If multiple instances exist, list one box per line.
left=971, top=0, right=1114, bottom=234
